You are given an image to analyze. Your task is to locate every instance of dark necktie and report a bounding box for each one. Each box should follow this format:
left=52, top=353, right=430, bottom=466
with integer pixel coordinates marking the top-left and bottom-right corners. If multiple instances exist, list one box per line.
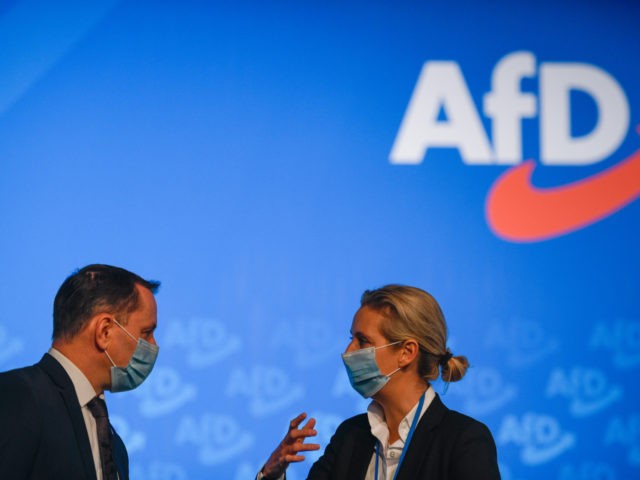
left=87, top=396, right=118, bottom=480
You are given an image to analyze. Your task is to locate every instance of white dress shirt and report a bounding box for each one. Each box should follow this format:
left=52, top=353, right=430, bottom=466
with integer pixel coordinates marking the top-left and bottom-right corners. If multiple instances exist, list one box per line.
left=364, top=385, right=435, bottom=480
left=257, top=386, right=435, bottom=480
left=48, top=347, right=107, bottom=480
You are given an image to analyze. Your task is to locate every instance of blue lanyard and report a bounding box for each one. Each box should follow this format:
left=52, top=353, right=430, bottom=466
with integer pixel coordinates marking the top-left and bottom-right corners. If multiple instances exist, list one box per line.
left=374, top=391, right=426, bottom=480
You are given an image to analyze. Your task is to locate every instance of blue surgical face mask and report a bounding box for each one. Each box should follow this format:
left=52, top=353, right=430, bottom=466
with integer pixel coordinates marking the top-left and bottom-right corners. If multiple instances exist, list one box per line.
left=104, top=319, right=159, bottom=393
left=341, top=341, right=402, bottom=398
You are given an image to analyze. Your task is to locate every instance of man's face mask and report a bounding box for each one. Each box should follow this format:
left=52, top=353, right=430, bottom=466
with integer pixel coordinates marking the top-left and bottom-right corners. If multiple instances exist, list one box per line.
left=104, top=318, right=159, bottom=393
left=341, top=341, right=402, bottom=398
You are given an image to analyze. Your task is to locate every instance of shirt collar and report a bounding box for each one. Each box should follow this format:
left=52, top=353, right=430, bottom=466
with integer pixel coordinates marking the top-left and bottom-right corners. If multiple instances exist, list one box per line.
left=367, top=385, right=436, bottom=449
left=48, top=347, right=99, bottom=407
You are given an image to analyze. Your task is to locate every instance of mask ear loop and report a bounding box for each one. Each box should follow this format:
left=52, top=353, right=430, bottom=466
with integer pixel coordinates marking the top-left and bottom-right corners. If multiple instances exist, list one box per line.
left=386, top=367, right=401, bottom=378
left=103, top=317, right=137, bottom=367
left=373, top=340, right=403, bottom=351
left=386, top=340, right=410, bottom=378
left=371, top=340, right=405, bottom=378
left=104, top=349, right=117, bottom=367
left=112, top=318, right=138, bottom=342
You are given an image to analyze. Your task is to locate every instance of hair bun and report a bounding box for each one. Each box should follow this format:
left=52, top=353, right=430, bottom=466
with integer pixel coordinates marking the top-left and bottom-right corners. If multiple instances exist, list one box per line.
left=439, top=350, right=453, bottom=366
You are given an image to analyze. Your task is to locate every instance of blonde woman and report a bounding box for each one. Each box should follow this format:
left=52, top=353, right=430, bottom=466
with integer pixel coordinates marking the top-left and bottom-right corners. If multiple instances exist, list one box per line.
left=258, top=285, right=500, bottom=480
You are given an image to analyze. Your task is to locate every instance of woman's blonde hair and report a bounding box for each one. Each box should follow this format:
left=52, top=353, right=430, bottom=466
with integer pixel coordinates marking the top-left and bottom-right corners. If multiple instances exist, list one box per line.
left=361, top=284, right=469, bottom=383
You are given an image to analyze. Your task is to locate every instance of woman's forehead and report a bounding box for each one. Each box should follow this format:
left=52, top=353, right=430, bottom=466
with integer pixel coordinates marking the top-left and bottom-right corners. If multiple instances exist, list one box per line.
left=351, top=306, right=385, bottom=334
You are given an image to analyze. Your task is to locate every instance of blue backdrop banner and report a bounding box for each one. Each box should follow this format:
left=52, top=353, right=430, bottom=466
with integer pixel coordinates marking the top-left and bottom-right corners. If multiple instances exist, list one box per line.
left=0, top=1, right=638, bottom=479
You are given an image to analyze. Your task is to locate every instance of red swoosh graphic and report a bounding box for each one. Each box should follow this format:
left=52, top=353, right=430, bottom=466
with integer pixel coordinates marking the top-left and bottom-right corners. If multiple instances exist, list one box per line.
left=486, top=149, right=640, bottom=242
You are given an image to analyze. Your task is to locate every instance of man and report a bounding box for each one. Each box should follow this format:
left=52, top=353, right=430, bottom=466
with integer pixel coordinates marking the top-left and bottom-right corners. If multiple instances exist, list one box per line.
left=0, top=264, right=161, bottom=480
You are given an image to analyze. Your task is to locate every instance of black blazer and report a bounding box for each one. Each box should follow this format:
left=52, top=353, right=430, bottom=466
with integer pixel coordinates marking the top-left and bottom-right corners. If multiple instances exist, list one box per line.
left=0, top=353, right=129, bottom=480
left=307, top=395, right=500, bottom=480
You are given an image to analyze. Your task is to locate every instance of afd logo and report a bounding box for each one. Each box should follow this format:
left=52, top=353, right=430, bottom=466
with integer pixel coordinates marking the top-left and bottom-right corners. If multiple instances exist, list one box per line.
left=331, top=367, right=371, bottom=412
left=545, top=367, right=622, bottom=417
left=175, top=413, right=253, bottom=465
left=391, top=51, right=638, bottom=242
left=162, top=317, right=241, bottom=368
left=109, top=415, right=146, bottom=454
left=133, top=367, right=197, bottom=417
left=484, top=319, right=559, bottom=368
left=445, top=366, right=517, bottom=416
left=225, top=366, right=304, bottom=417
left=497, top=413, right=575, bottom=465
left=269, top=319, right=339, bottom=368
left=604, top=414, right=640, bottom=467
left=590, top=319, right=640, bottom=369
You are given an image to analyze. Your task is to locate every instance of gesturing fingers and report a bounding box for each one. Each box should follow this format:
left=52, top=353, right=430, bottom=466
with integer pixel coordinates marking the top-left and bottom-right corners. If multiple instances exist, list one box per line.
left=286, top=413, right=317, bottom=443
left=262, top=413, right=321, bottom=477
left=284, top=440, right=321, bottom=465
left=288, top=412, right=308, bottom=431
left=303, top=417, right=316, bottom=431
left=286, top=415, right=320, bottom=461
left=289, top=425, right=317, bottom=442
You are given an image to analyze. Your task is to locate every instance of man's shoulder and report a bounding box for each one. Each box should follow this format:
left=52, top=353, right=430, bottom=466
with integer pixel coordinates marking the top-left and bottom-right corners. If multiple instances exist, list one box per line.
left=0, top=360, right=42, bottom=385
left=0, top=361, right=47, bottom=417
left=0, top=355, right=58, bottom=399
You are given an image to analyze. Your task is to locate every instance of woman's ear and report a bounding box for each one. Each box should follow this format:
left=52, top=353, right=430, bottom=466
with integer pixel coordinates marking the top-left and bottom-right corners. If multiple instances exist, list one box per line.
left=398, top=338, right=420, bottom=367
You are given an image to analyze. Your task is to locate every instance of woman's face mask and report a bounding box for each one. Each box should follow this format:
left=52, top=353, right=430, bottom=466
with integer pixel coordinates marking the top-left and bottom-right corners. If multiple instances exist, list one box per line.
left=341, top=341, right=402, bottom=398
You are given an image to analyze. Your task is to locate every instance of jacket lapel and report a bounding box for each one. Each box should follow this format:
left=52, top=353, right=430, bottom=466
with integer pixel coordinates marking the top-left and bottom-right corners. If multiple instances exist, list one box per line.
left=395, top=394, right=448, bottom=480
left=39, top=354, right=98, bottom=480
left=346, top=416, right=377, bottom=480
left=112, top=427, right=129, bottom=480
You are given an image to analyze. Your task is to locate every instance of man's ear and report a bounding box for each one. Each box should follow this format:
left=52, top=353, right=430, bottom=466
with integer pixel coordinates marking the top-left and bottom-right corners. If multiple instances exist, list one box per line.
left=94, top=314, right=115, bottom=351
left=398, top=338, right=420, bottom=368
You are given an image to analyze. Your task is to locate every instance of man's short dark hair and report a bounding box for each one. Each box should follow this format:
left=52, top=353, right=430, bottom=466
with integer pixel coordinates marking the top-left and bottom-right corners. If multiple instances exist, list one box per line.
left=52, top=264, right=161, bottom=341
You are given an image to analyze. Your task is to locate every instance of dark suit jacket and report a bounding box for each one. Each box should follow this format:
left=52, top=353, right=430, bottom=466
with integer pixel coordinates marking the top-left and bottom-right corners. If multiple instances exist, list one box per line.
left=307, top=395, right=500, bottom=480
left=0, top=353, right=129, bottom=480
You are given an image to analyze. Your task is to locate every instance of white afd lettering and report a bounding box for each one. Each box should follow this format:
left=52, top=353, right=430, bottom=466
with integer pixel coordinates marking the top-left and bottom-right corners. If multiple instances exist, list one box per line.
left=484, top=51, right=537, bottom=164
left=541, top=63, right=630, bottom=165
left=390, top=51, right=630, bottom=166
left=389, top=62, right=492, bottom=164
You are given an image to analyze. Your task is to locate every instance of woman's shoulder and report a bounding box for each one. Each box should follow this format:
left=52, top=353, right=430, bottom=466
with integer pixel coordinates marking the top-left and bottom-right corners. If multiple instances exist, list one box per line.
left=446, top=408, right=491, bottom=430
left=324, top=412, right=377, bottom=444
left=430, top=394, right=488, bottom=430
left=439, top=403, right=497, bottom=444
left=420, top=394, right=493, bottom=442
left=335, top=412, right=370, bottom=432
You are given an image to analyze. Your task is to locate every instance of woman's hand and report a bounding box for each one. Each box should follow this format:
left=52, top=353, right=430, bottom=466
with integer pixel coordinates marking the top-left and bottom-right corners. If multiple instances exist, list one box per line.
left=261, top=413, right=320, bottom=478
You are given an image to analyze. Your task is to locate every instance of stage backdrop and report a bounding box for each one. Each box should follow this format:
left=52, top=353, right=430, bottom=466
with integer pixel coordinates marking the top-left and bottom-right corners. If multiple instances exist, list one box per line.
left=1, top=1, right=638, bottom=479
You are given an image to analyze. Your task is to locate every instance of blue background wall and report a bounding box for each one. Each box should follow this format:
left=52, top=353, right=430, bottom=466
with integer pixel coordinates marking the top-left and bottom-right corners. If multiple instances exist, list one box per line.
left=1, top=1, right=638, bottom=479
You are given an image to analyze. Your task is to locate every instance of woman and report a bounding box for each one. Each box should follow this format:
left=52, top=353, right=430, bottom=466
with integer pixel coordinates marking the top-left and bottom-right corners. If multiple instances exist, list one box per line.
left=257, top=285, right=500, bottom=480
